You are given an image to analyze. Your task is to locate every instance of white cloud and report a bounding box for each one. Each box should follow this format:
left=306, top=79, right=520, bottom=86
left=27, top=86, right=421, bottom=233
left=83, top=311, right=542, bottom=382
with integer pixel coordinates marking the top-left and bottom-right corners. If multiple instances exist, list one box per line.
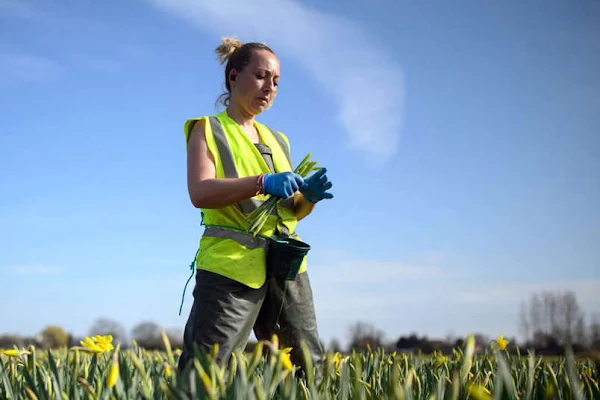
left=146, top=0, right=405, bottom=164
left=0, top=54, right=64, bottom=83
left=5, top=264, right=62, bottom=275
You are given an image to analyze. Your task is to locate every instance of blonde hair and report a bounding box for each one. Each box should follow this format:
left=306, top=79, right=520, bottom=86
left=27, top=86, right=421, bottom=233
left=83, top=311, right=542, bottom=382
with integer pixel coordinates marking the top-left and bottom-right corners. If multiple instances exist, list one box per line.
left=214, top=36, right=276, bottom=107
left=214, top=37, right=243, bottom=65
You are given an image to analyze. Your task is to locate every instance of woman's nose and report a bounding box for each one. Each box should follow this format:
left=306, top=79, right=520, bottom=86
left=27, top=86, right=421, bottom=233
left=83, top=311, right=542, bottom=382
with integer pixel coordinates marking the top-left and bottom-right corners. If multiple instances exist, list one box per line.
left=264, top=79, right=276, bottom=92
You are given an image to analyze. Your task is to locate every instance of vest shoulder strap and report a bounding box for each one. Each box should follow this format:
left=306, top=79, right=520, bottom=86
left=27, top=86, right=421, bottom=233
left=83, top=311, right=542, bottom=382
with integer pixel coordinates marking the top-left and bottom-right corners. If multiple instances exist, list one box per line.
left=263, top=126, right=291, bottom=166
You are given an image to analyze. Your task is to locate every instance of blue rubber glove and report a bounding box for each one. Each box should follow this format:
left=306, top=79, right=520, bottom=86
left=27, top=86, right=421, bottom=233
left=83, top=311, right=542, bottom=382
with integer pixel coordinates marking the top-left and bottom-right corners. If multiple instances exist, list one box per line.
left=263, top=172, right=304, bottom=198
left=300, top=168, right=334, bottom=204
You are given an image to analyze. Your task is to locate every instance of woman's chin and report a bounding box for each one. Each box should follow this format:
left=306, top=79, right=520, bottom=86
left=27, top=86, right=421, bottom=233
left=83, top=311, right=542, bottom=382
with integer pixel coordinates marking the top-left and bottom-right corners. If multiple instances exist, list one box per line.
left=249, top=104, right=267, bottom=115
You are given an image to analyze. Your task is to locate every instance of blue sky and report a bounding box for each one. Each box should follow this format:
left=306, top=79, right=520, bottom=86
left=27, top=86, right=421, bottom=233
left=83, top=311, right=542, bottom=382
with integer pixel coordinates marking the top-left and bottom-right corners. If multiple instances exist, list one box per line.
left=1, top=0, right=599, bottom=348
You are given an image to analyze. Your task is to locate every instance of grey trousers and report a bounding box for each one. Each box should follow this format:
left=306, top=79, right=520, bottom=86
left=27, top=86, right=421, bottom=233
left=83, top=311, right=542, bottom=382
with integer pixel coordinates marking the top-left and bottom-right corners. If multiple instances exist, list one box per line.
left=177, top=269, right=323, bottom=380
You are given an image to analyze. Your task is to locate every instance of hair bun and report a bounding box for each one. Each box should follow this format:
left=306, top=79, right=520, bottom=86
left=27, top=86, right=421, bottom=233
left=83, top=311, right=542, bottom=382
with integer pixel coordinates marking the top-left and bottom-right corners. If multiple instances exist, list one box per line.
left=215, top=37, right=243, bottom=65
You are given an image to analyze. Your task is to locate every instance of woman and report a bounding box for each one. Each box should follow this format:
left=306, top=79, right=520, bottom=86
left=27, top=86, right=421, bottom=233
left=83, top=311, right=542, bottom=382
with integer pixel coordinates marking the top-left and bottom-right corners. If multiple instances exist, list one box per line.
left=177, top=37, right=333, bottom=380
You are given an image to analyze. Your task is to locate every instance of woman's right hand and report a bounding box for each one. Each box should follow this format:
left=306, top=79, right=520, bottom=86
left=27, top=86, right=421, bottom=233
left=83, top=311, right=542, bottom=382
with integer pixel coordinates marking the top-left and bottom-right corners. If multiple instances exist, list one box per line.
left=263, top=172, right=304, bottom=198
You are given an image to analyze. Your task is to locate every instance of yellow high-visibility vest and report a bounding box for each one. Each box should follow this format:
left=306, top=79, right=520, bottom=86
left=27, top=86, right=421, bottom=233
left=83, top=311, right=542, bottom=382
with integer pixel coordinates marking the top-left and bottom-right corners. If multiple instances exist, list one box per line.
left=184, top=111, right=307, bottom=288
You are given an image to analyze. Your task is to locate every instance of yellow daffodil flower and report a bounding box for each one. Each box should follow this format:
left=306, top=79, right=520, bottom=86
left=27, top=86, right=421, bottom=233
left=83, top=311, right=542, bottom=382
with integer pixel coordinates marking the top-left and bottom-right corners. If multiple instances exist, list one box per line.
left=466, top=382, right=492, bottom=400
left=106, top=344, right=120, bottom=388
left=80, top=337, right=103, bottom=353
left=330, top=352, right=343, bottom=372
left=79, top=334, right=114, bottom=354
left=281, top=347, right=293, bottom=371
left=332, top=352, right=341, bottom=364
left=492, top=335, right=509, bottom=351
left=2, top=348, right=30, bottom=357
left=106, top=358, right=119, bottom=388
left=433, top=354, right=447, bottom=368
left=3, top=349, right=20, bottom=357
left=93, top=335, right=113, bottom=346
left=271, top=334, right=279, bottom=349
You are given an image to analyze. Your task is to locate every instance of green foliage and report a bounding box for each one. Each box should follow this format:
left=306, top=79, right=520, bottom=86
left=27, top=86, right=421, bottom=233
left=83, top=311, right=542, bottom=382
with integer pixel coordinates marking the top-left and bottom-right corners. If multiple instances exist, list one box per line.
left=40, top=325, right=71, bottom=349
left=1, top=336, right=598, bottom=399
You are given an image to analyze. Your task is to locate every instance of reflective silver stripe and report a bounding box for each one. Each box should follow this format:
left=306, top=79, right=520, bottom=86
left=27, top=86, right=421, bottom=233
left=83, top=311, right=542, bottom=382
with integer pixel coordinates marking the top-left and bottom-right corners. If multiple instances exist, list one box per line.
left=262, top=128, right=292, bottom=216
left=203, top=226, right=268, bottom=250
left=266, top=127, right=291, bottom=166
left=238, top=198, right=267, bottom=214
left=209, top=117, right=238, bottom=179
left=268, top=128, right=293, bottom=233
left=209, top=116, right=266, bottom=214
left=265, top=127, right=294, bottom=216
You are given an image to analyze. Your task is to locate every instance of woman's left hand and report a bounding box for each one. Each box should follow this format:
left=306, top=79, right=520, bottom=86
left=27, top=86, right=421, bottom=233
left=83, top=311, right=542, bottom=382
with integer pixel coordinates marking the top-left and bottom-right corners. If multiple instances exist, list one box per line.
left=300, top=168, right=334, bottom=204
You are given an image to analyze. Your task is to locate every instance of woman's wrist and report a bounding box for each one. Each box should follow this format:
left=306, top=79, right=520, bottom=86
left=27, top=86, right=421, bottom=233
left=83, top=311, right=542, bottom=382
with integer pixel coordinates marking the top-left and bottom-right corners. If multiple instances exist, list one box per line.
left=256, top=173, right=266, bottom=195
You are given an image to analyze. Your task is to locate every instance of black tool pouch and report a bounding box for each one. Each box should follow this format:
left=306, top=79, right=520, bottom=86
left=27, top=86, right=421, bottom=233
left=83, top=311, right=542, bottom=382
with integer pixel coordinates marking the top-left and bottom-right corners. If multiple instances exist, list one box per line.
left=266, top=236, right=310, bottom=281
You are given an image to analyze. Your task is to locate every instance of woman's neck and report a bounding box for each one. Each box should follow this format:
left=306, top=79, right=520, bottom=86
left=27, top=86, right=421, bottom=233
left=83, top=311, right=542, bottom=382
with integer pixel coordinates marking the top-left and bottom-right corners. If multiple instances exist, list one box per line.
left=226, top=105, right=255, bottom=130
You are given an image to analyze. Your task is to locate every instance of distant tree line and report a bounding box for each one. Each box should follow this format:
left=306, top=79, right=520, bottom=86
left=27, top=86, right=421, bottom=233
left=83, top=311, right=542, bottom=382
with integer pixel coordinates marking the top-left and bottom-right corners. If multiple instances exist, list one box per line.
left=340, top=289, right=599, bottom=356
left=0, top=319, right=183, bottom=351
left=1, top=290, right=598, bottom=356
left=518, top=290, right=600, bottom=354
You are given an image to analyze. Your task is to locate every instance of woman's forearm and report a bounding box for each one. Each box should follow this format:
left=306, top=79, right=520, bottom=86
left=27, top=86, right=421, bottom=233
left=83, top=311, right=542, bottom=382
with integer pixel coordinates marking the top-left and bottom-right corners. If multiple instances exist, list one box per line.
left=189, top=176, right=259, bottom=209
left=189, top=175, right=317, bottom=220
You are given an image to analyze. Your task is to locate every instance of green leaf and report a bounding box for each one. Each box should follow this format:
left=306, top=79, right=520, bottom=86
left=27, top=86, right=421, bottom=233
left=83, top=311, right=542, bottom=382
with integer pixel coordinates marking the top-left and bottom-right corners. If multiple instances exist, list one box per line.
left=565, top=348, right=585, bottom=400
left=1, top=359, right=15, bottom=400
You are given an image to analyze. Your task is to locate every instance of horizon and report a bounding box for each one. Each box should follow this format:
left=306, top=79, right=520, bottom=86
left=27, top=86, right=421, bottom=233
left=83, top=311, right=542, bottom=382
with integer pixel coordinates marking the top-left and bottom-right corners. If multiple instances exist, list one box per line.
left=1, top=0, right=599, bottom=351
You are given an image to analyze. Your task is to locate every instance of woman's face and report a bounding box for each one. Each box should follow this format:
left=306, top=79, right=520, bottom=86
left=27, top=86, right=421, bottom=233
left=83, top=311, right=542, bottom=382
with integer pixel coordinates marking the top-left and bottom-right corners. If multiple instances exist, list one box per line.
left=229, top=49, right=280, bottom=116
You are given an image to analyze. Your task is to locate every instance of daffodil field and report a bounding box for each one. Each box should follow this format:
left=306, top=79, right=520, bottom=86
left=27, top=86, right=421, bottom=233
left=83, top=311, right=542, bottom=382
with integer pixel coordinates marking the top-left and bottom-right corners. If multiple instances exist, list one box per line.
left=1, top=332, right=598, bottom=399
